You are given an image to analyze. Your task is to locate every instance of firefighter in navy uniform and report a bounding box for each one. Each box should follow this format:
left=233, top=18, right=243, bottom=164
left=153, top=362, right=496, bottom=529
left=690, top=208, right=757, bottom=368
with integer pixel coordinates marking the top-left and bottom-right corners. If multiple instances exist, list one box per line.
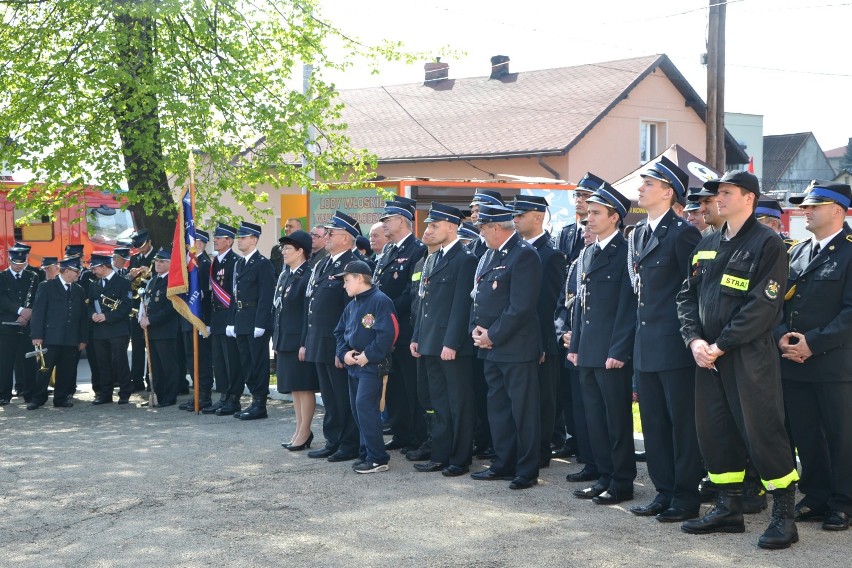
left=112, top=247, right=131, bottom=277
left=677, top=171, right=800, bottom=550
left=128, top=229, right=156, bottom=391
left=556, top=174, right=598, bottom=264
left=628, top=157, right=704, bottom=522
left=28, top=257, right=88, bottom=409
left=87, top=253, right=134, bottom=405
left=0, top=246, right=40, bottom=404
left=139, top=248, right=180, bottom=407
left=776, top=181, right=852, bottom=532
left=374, top=197, right=427, bottom=453
left=11, top=242, right=45, bottom=284
left=757, top=198, right=797, bottom=250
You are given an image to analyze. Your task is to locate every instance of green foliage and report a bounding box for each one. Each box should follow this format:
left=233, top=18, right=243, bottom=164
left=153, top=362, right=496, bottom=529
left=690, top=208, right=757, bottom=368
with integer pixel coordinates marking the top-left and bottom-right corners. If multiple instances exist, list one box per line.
left=841, top=138, right=852, bottom=172
left=0, top=0, right=421, bottom=227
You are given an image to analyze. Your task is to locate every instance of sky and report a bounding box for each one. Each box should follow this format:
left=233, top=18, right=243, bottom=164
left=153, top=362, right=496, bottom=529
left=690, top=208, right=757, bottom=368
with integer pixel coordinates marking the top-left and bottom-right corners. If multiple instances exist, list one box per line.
left=316, top=0, right=852, bottom=152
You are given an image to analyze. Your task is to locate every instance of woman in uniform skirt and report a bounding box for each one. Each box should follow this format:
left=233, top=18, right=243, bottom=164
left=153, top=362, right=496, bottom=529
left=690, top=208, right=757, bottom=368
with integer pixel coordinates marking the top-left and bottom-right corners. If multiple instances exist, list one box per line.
left=272, top=230, right=319, bottom=450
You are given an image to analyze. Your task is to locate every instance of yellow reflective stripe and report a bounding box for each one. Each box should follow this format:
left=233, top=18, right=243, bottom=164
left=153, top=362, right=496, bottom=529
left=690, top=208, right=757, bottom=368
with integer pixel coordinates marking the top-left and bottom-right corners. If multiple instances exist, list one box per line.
left=720, top=274, right=749, bottom=291
left=708, top=470, right=746, bottom=484
left=411, top=272, right=422, bottom=282
left=692, top=250, right=717, bottom=264
left=762, top=469, right=799, bottom=491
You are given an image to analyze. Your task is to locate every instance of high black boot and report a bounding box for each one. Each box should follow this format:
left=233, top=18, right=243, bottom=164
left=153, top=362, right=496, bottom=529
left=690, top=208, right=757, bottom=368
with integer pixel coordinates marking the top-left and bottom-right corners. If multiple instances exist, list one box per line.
left=202, top=392, right=227, bottom=415
left=235, top=396, right=268, bottom=420
left=682, top=483, right=745, bottom=534
left=215, top=394, right=241, bottom=416
left=406, top=412, right=433, bottom=462
left=758, top=485, right=799, bottom=550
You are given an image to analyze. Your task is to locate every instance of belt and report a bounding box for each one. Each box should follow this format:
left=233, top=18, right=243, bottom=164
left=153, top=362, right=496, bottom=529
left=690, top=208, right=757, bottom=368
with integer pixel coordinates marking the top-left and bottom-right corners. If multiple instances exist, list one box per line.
left=236, top=300, right=257, bottom=309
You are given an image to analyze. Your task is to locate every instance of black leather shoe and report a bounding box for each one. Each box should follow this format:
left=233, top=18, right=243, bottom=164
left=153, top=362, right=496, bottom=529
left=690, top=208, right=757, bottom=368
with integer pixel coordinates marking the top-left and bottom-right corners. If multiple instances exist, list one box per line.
left=178, top=399, right=195, bottom=410
left=384, top=439, right=406, bottom=451
left=91, top=397, right=113, bottom=405
left=823, top=511, right=850, bottom=531
left=657, top=506, right=700, bottom=522
left=470, top=469, right=514, bottom=481
left=630, top=501, right=668, bottom=517
left=414, top=461, right=446, bottom=473
left=405, top=444, right=432, bottom=462
left=509, top=476, right=538, bottom=490
left=573, top=483, right=607, bottom=499
left=235, top=405, right=268, bottom=420
left=53, top=400, right=74, bottom=408
left=593, top=489, right=634, bottom=505
left=538, top=458, right=551, bottom=469
left=794, top=503, right=827, bottom=522
left=26, top=401, right=41, bottom=410
left=155, top=400, right=176, bottom=407
left=566, top=468, right=599, bottom=483
left=634, top=451, right=647, bottom=462
left=327, top=451, right=358, bottom=463
left=308, top=447, right=336, bottom=459
left=552, top=441, right=578, bottom=458
left=442, top=465, right=469, bottom=477
left=117, top=397, right=130, bottom=405
left=475, top=448, right=497, bottom=460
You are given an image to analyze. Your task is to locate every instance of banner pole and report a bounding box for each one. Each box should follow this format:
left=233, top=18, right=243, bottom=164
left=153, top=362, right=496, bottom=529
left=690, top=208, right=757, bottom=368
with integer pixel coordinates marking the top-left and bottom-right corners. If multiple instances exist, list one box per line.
left=189, top=150, right=201, bottom=414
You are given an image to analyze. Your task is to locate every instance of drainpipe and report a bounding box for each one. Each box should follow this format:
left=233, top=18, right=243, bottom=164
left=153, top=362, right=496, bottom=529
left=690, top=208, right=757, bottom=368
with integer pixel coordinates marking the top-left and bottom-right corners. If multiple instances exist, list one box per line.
left=537, top=155, right=561, bottom=180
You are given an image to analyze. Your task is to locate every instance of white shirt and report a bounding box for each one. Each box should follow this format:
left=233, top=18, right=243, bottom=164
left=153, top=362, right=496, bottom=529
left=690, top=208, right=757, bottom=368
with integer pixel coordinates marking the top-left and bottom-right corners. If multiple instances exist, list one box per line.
left=216, top=250, right=229, bottom=262
left=441, top=237, right=461, bottom=255
left=647, top=210, right=667, bottom=233
left=814, top=228, right=844, bottom=252
left=241, top=249, right=257, bottom=263
left=595, top=231, right=618, bottom=251
left=524, top=232, right=547, bottom=246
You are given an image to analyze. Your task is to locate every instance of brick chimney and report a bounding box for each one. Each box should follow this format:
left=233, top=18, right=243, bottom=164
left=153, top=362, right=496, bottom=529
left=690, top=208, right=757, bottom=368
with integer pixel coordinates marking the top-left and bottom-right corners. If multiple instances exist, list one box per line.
left=424, top=58, right=449, bottom=83
left=490, top=55, right=510, bottom=79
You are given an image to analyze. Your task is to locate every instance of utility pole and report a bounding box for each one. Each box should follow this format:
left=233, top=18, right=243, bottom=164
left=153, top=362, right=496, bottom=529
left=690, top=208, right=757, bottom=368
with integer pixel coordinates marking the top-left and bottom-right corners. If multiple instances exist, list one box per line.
left=706, top=0, right=727, bottom=172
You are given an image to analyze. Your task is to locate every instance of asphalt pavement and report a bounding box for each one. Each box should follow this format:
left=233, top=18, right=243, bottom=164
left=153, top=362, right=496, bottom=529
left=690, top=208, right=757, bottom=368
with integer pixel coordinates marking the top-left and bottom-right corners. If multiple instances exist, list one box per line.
left=0, top=359, right=846, bottom=567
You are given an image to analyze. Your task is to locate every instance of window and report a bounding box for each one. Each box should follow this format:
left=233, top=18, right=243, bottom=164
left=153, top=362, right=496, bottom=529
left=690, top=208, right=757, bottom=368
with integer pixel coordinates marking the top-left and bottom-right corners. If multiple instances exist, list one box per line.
left=640, top=121, right=666, bottom=164
left=13, top=210, right=53, bottom=242
left=87, top=205, right=135, bottom=244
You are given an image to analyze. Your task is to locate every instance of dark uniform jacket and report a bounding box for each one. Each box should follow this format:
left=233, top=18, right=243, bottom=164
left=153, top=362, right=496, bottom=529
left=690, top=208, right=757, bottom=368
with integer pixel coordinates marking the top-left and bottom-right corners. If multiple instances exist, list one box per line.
left=180, top=251, right=212, bottom=332
left=87, top=273, right=133, bottom=339
left=558, top=222, right=585, bottom=265
left=774, top=226, right=852, bottom=382
left=677, top=215, right=787, bottom=353
left=144, top=275, right=178, bottom=340
left=0, top=268, right=39, bottom=335
left=303, top=250, right=356, bottom=363
left=467, top=237, right=488, bottom=259
left=30, top=278, right=88, bottom=346
left=272, top=261, right=310, bottom=353
left=374, top=234, right=426, bottom=345
left=630, top=209, right=701, bottom=372
left=568, top=232, right=637, bottom=366
left=413, top=242, right=477, bottom=358
left=334, top=286, right=398, bottom=366
left=470, top=233, right=542, bottom=363
left=530, top=232, right=566, bottom=357
left=229, top=250, right=275, bottom=335
left=210, top=250, right=238, bottom=334
left=555, top=255, right=583, bottom=339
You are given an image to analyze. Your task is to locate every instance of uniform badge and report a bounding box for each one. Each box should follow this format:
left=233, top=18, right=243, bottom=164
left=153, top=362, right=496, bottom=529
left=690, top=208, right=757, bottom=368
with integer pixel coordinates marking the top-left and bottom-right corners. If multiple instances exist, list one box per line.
left=492, top=280, right=498, bottom=290
left=334, top=261, right=340, bottom=268
left=362, top=314, right=375, bottom=328
left=393, top=272, right=398, bottom=279
left=764, top=279, right=780, bottom=300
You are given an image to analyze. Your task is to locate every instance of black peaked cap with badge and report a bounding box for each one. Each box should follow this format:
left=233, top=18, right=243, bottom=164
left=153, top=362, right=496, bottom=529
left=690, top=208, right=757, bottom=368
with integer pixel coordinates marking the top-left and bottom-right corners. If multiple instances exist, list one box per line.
left=756, top=199, right=784, bottom=219
left=788, top=180, right=852, bottom=208
left=576, top=172, right=607, bottom=193
left=473, top=204, right=515, bottom=225
left=587, top=181, right=631, bottom=226
left=641, top=156, right=689, bottom=202
left=324, top=211, right=361, bottom=237
left=512, top=194, right=549, bottom=213
left=425, top=202, right=464, bottom=225
left=470, top=189, right=504, bottom=207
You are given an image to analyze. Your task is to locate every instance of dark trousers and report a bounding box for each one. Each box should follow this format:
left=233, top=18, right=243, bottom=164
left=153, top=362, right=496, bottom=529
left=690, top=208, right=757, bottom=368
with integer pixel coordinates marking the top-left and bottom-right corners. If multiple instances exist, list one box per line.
left=31, top=344, right=78, bottom=406
left=636, top=367, right=703, bottom=509
left=471, top=353, right=491, bottom=451
left=424, top=355, right=475, bottom=467
left=129, top=319, right=148, bottom=387
left=385, top=348, right=426, bottom=448
left=149, top=337, right=179, bottom=405
left=484, top=359, right=541, bottom=480
left=0, top=334, right=35, bottom=400
left=568, top=365, right=596, bottom=471
left=183, top=330, right=214, bottom=392
left=93, top=336, right=132, bottom=400
left=694, top=338, right=796, bottom=488
left=235, top=333, right=270, bottom=399
left=579, top=366, right=636, bottom=492
left=348, top=364, right=389, bottom=465
left=316, top=362, right=360, bottom=455
left=783, top=379, right=852, bottom=515
left=552, top=360, right=575, bottom=446
left=538, top=354, right=559, bottom=460
left=211, top=333, right=240, bottom=394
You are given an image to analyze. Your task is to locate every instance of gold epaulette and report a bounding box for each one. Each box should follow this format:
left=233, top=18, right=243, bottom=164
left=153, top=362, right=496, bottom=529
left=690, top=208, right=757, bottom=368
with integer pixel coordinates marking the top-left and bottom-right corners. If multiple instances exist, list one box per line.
left=784, top=284, right=796, bottom=301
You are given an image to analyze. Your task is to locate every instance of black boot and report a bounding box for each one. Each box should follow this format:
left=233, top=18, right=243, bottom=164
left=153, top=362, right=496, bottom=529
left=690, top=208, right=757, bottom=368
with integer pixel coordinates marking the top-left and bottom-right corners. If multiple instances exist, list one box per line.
left=197, top=389, right=213, bottom=411
left=215, top=394, right=241, bottom=416
left=179, top=398, right=195, bottom=411
left=202, top=393, right=227, bottom=415
left=406, top=413, right=433, bottom=462
left=682, top=483, right=745, bottom=534
left=758, top=485, right=799, bottom=550
left=698, top=476, right=718, bottom=503
left=743, top=479, right=768, bottom=514
left=235, top=396, right=268, bottom=420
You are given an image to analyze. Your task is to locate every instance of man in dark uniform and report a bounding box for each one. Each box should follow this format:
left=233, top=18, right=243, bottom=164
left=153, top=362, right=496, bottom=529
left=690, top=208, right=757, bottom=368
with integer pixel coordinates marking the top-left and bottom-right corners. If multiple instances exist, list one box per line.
left=568, top=182, right=637, bottom=505
left=374, top=197, right=427, bottom=453
left=628, top=157, right=704, bottom=522
left=64, top=244, right=93, bottom=395
left=757, top=198, right=797, bottom=250
left=87, top=253, right=133, bottom=405
left=41, top=257, right=60, bottom=281
left=179, top=229, right=214, bottom=411
left=677, top=171, right=800, bottom=549
left=227, top=221, right=274, bottom=421
left=557, top=174, right=598, bottom=263
left=12, top=242, right=45, bottom=284
left=410, top=202, right=478, bottom=476
left=28, top=257, right=88, bottom=409
left=308, top=226, right=329, bottom=269
left=128, top=229, right=156, bottom=391
left=304, top=211, right=361, bottom=462
left=684, top=197, right=709, bottom=232
left=777, top=181, right=852, bottom=532
left=688, top=187, right=725, bottom=236
left=512, top=195, right=566, bottom=469
left=139, top=248, right=179, bottom=407
left=0, top=246, right=40, bottom=405
left=112, top=247, right=131, bottom=277
left=470, top=204, right=543, bottom=490
left=206, top=223, right=243, bottom=415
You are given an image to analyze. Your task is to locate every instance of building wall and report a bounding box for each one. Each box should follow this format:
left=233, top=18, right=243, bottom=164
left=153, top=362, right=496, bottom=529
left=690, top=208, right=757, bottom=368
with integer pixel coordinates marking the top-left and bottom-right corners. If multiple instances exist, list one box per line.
left=725, top=112, right=764, bottom=178
left=779, top=135, right=836, bottom=195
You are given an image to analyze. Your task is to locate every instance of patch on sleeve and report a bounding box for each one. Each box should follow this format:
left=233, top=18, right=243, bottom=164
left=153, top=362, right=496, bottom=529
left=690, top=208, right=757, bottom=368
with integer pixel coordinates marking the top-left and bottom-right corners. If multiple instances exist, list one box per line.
left=764, top=279, right=780, bottom=300
left=361, top=314, right=375, bottom=328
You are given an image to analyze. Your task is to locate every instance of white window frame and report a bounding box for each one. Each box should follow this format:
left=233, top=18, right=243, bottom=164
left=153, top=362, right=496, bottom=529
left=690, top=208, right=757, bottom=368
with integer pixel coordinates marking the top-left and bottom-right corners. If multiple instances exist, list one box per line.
left=640, top=120, right=667, bottom=164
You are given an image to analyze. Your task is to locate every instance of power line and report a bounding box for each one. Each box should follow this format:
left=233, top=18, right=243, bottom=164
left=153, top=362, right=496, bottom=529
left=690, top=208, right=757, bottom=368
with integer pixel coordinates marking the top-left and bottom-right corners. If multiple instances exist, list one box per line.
left=729, top=64, right=852, bottom=77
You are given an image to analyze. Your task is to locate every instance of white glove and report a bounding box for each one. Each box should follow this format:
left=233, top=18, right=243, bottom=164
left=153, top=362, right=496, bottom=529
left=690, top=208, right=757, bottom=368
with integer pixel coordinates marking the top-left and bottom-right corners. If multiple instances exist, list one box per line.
left=226, top=325, right=236, bottom=338
left=205, top=326, right=211, bottom=335
left=253, top=327, right=265, bottom=338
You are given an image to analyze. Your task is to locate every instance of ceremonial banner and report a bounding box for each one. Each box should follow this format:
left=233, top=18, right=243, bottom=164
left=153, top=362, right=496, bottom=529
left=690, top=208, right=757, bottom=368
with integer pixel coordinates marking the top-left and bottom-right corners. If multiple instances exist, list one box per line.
left=167, top=184, right=208, bottom=337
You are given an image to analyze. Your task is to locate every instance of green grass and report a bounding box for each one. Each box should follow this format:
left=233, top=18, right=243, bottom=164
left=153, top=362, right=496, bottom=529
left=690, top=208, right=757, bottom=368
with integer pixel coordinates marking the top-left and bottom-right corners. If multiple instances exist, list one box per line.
left=632, top=402, right=642, bottom=434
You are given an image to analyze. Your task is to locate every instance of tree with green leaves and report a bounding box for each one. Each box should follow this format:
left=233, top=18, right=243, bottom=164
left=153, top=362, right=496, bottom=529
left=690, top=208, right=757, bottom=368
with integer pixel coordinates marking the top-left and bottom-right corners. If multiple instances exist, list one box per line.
left=841, top=137, right=852, bottom=173
left=0, top=0, right=409, bottom=245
